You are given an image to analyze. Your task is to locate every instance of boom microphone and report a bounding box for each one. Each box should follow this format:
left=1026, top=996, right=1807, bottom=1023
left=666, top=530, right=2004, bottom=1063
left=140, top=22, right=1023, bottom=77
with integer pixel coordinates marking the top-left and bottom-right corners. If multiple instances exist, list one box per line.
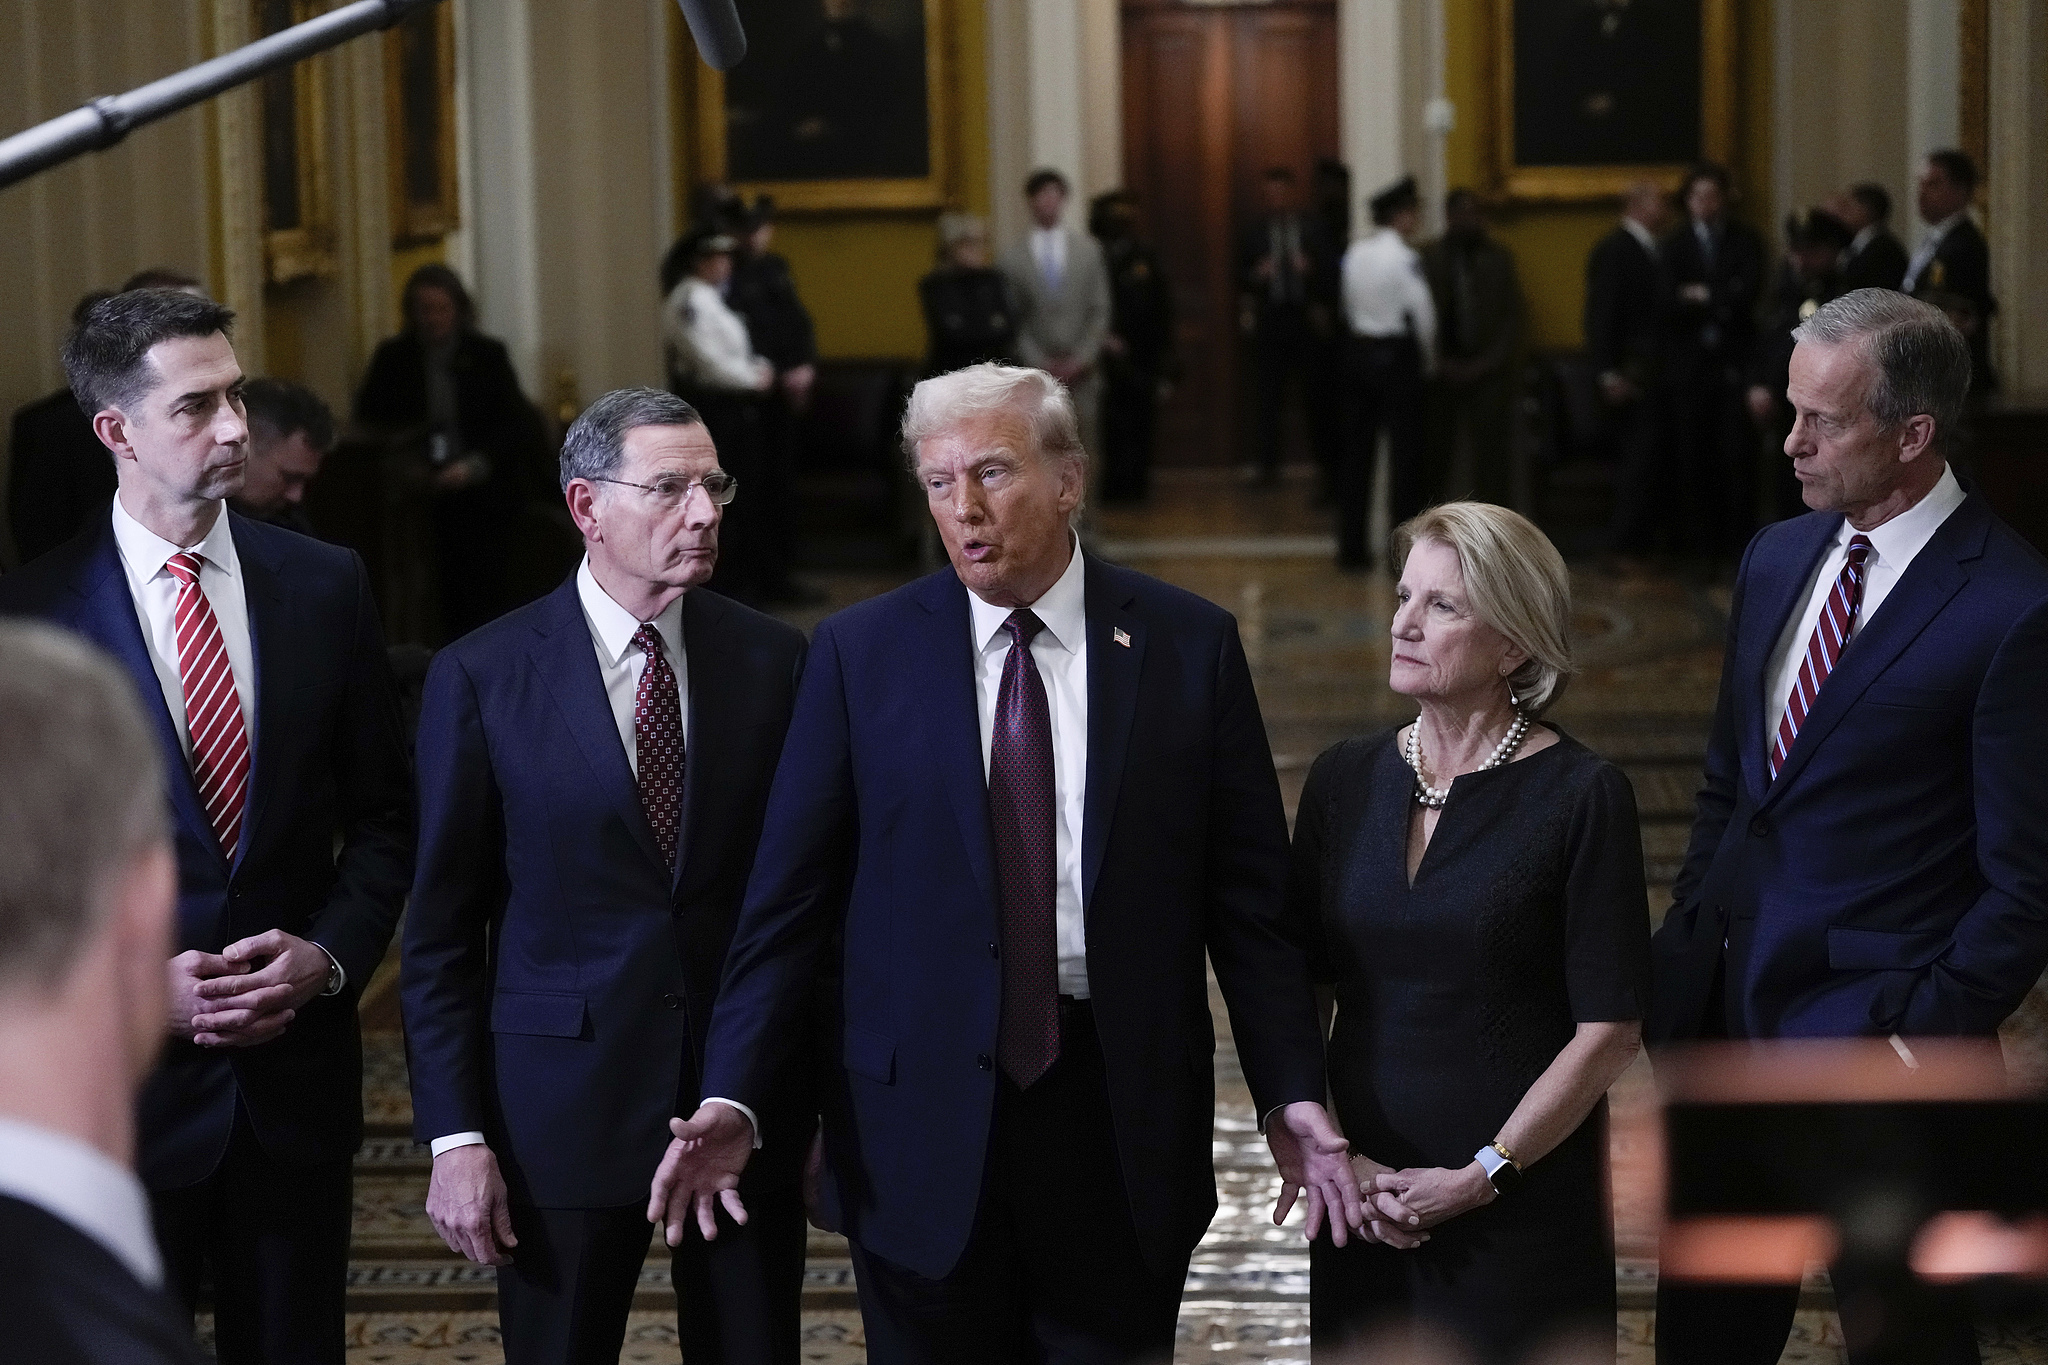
left=676, top=0, right=747, bottom=71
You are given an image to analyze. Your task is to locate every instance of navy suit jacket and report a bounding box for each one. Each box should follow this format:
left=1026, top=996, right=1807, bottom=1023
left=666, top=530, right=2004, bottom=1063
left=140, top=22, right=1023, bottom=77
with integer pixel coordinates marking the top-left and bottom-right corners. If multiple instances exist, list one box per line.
left=698, top=555, right=1328, bottom=1280
left=0, top=1196, right=208, bottom=1365
left=0, top=509, right=413, bottom=1189
left=402, top=575, right=809, bottom=1207
left=1650, top=492, right=2048, bottom=1042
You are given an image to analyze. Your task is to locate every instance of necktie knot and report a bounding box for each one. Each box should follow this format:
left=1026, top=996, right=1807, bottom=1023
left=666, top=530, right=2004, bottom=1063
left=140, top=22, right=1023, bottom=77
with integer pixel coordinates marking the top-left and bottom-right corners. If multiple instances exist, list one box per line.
left=166, top=551, right=204, bottom=587
left=1003, top=609, right=1044, bottom=649
left=1846, top=534, right=1873, bottom=569
left=632, top=622, right=666, bottom=659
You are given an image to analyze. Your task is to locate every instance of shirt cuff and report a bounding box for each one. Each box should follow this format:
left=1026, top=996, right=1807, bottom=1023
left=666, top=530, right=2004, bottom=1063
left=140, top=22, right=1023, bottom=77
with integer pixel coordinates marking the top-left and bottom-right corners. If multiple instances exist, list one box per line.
left=313, top=944, right=346, bottom=996
left=702, top=1097, right=763, bottom=1149
left=430, top=1132, right=487, bottom=1157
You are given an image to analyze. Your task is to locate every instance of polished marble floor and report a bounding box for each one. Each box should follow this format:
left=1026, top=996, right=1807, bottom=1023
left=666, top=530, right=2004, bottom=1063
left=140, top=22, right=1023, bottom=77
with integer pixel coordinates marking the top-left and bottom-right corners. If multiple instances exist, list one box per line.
left=309, top=469, right=2048, bottom=1364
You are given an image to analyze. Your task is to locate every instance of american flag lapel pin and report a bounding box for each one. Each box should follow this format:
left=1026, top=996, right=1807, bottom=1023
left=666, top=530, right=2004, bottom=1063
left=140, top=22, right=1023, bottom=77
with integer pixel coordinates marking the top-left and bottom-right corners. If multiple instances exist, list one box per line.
left=1113, top=628, right=1131, bottom=648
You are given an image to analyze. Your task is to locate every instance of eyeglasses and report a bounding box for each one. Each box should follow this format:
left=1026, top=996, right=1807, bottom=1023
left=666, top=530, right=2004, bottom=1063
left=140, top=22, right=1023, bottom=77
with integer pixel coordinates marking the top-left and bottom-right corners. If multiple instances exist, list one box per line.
left=589, top=472, right=738, bottom=507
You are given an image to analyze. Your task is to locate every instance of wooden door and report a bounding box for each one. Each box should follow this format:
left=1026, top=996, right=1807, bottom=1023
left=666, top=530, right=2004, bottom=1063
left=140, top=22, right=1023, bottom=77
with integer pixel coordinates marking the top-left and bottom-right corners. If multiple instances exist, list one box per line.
left=1121, top=0, right=1340, bottom=468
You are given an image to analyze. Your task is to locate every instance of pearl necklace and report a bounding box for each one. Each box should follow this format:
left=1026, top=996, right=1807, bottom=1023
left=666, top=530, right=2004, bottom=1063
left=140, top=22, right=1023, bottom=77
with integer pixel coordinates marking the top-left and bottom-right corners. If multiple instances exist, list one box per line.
left=1405, top=711, right=1531, bottom=808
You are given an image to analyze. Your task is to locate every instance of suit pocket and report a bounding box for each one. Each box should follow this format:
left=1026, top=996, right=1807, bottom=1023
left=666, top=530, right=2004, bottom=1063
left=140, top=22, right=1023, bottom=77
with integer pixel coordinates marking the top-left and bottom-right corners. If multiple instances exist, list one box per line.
left=1862, top=682, right=1958, bottom=711
left=489, top=990, right=588, bottom=1038
left=843, top=1023, right=896, bottom=1085
left=1827, top=926, right=1949, bottom=971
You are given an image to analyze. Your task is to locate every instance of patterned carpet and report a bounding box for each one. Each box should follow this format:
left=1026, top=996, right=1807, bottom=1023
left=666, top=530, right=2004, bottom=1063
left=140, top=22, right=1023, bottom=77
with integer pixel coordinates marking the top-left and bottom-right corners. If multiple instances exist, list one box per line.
left=290, top=471, right=2048, bottom=1364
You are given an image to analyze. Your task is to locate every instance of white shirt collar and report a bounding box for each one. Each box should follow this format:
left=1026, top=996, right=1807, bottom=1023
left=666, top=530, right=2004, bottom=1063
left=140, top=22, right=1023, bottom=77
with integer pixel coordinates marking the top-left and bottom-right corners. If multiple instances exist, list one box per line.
left=110, top=494, right=239, bottom=583
left=1849, top=223, right=1879, bottom=254
left=1924, top=210, right=1967, bottom=244
left=1836, top=463, right=1966, bottom=567
left=1621, top=217, right=1659, bottom=253
left=0, top=1116, right=162, bottom=1288
left=576, top=556, right=685, bottom=667
left=967, top=533, right=1087, bottom=657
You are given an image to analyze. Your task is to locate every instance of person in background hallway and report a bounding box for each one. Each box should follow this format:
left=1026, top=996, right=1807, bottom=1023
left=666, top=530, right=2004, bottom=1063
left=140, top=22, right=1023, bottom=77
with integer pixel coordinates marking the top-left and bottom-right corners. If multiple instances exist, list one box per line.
left=1290, top=504, right=1647, bottom=1363
left=1904, top=149, right=1995, bottom=396
left=1421, top=189, right=1523, bottom=507
left=405, top=389, right=812, bottom=1365
left=229, top=378, right=335, bottom=537
left=1091, top=189, right=1175, bottom=506
left=1591, top=180, right=1672, bottom=569
left=649, top=363, right=1371, bottom=1364
left=0, top=622, right=207, bottom=1365
left=1336, top=175, right=1435, bottom=572
left=664, top=226, right=777, bottom=607
left=1661, top=163, right=1766, bottom=562
left=1239, top=167, right=1335, bottom=488
left=1832, top=182, right=1908, bottom=295
left=920, top=214, right=1019, bottom=377
left=1307, top=158, right=1355, bottom=502
left=724, top=196, right=824, bottom=607
left=0, top=288, right=413, bottom=1365
left=355, top=264, right=552, bottom=641
left=1748, top=209, right=1852, bottom=524
left=1000, top=169, right=1112, bottom=472
left=1650, top=291, right=2048, bottom=1365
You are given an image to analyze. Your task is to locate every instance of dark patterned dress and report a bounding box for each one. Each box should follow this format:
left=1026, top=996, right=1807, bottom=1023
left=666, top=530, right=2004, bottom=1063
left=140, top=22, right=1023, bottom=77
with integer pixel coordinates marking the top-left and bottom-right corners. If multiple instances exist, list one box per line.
left=1284, top=726, right=1650, bottom=1362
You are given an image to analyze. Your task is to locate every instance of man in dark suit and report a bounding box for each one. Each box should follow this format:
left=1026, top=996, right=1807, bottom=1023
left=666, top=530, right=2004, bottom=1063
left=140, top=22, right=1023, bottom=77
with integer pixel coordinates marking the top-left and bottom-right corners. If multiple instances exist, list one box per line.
left=649, top=362, right=1391, bottom=1363
left=0, top=289, right=414, bottom=1364
left=1661, top=162, right=1767, bottom=560
left=1590, top=180, right=1672, bottom=563
left=1904, top=150, right=1996, bottom=395
left=1238, top=166, right=1336, bottom=487
left=230, top=377, right=334, bottom=537
left=1649, top=290, right=2048, bottom=1365
left=1834, top=182, right=1909, bottom=294
left=8, top=294, right=117, bottom=567
left=0, top=621, right=206, bottom=1365
left=403, top=387, right=811, bottom=1364
left=1421, top=188, right=1522, bottom=506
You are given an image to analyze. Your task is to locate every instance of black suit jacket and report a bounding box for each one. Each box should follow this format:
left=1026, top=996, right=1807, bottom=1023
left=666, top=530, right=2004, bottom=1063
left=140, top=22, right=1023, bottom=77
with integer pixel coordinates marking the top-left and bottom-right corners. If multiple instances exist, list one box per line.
left=700, top=556, right=1328, bottom=1280
left=0, top=1194, right=208, bottom=1365
left=353, top=330, right=553, bottom=505
left=405, top=575, right=810, bottom=1207
left=1908, top=217, right=1996, bottom=388
left=0, top=513, right=414, bottom=1189
left=1661, top=217, right=1767, bottom=370
left=1238, top=212, right=1337, bottom=317
left=1583, top=224, right=1665, bottom=386
left=7, top=389, right=116, bottom=566
left=1840, top=228, right=1909, bottom=293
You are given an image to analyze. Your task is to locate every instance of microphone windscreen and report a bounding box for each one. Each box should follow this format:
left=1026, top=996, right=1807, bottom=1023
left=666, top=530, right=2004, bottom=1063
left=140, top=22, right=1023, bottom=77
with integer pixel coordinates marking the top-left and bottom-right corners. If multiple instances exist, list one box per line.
left=676, top=0, right=747, bottom=71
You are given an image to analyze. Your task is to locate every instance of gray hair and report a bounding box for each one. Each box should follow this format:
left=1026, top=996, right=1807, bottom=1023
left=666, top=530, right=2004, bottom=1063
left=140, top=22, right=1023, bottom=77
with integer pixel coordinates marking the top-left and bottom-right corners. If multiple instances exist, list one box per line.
left=1792, top=289, right=1971, bottom=455
left=937, top=212, right=988, bottom=251
left=0, top=622, right=167, bottom=995
left=558, top=387, right=701, bottom=491
left=1390, top=502, right=1576, bottom=716
left=901, top=363, right=1085, bottom=472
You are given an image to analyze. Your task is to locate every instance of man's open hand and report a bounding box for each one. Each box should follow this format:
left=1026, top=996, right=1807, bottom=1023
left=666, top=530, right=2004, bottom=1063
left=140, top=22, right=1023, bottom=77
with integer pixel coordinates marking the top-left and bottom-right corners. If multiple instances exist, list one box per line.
left=427, top=1144, right=518, bottom=1265
left=1265, top=1101, right=1365, bottom=1246
left=646, top=1104, right=755, bottom=1246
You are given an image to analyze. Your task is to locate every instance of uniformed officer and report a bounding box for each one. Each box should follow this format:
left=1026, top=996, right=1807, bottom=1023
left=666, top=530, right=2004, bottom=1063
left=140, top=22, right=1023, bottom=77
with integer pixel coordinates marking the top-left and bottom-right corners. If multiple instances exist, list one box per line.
left=1090, top=189, right=1175, bottom=505
left=1747, top=208, right=1852, bottom=522
left=1904, top=149, right=1996, bottom=395
left=1335, top=175, right=1435, bottom=571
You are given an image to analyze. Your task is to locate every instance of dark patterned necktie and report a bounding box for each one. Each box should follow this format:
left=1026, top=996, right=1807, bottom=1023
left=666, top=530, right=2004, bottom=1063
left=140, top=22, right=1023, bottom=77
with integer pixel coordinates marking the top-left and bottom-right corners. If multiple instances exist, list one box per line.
left=632, top=623, right=685, bottom=868
left=990, top=609, right=1059, bottom=1088
left=1768, top=535, right=1873, bottom=781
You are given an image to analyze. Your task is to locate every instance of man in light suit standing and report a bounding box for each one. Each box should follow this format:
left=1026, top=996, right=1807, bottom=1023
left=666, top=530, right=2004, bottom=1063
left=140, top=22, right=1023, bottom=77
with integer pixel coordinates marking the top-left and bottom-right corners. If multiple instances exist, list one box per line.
left=648, top=363, right=1400, bottom=1364
left=1002, top=170, right=1113, bottom=474
left=1649, top=289, right=2048, bottom=1365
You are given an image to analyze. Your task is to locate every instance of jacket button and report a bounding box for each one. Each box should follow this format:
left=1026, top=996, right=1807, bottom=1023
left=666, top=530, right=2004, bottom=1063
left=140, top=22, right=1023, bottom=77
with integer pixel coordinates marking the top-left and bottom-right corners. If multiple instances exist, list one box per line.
left=662, top=993, right=682, bottom=1010
left=976, top=1053, right=992, bottom=1071
left=1749, top=815, right=1771, bottom=837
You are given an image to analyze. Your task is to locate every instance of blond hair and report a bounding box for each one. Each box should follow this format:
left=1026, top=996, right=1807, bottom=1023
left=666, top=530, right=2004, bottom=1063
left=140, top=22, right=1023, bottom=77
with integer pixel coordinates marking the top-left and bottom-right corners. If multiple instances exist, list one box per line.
left=1390, top=502, right=1575, bottom=715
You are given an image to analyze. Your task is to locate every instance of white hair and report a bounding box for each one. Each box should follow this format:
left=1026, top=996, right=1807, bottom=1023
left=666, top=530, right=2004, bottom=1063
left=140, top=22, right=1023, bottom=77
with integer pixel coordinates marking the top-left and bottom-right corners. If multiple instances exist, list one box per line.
left=900, top=363, right=1086, bottom=471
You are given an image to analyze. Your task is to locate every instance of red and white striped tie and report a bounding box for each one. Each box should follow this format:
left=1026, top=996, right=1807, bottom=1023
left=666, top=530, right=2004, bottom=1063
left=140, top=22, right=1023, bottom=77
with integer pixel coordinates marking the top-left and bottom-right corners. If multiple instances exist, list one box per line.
left=165, top=552, right=251, bottom=861
left=1768, top=535, right=1873, bottom=781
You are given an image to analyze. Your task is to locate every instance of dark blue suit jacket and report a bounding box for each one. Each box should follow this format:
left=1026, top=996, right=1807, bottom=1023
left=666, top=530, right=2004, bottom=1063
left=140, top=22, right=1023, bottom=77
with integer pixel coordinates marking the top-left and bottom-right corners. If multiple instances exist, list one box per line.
left=0, top=1195, right=208, bottom=1365
left=1650, top=492, right=2048, bottom=1042
left=402, top=576, right=809, bottom=1207
left=698, top=556, right=1328, bottom=1279
left=0, top=509, right=413, bottom=1189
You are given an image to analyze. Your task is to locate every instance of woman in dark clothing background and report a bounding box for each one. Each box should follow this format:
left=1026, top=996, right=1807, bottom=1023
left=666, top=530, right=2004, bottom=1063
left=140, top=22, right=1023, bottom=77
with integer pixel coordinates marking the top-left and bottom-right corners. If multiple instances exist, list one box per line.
left=354, top=263, right=551, bottom=641
left=918, top=212, right=1018, bottom=376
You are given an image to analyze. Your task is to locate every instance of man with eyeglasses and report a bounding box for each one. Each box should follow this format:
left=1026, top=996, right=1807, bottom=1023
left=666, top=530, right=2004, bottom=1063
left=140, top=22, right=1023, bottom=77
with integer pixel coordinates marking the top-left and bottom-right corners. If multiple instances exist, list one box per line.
left=402, top=387, right=814, bottom=1364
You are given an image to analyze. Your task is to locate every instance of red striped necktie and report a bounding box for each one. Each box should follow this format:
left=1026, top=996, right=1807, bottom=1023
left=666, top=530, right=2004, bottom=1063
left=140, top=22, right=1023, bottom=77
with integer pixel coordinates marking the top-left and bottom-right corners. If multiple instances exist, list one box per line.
left=165, top=552, right=251, bottom=861
left=1769, top=535, right=1873, bottom=781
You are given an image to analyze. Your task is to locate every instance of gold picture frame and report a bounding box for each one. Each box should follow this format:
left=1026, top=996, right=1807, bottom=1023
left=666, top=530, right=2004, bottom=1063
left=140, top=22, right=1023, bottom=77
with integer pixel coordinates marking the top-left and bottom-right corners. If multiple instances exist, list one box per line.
left=255, top=0, right=337, bottom=282
left=1488, top=0, right=1736, bottom=202
left=691, top=0, right=950, bottom=213
left=385, top=0, right=461, bottom=244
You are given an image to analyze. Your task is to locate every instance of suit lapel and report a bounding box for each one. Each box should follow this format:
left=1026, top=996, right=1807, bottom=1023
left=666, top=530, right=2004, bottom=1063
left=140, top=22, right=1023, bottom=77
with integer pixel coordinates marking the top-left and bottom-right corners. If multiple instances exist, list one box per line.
left=530, top=579, right=670, bottom=875
left=917, top=572, right=1000, bottom=914
left=675, top=589, right=732, bottom=897
left=234, top=515, right=287, bottom=871
left=1081, top=558, right=1143, bottom=910
left=1734, top=516, right=1838, bottom=802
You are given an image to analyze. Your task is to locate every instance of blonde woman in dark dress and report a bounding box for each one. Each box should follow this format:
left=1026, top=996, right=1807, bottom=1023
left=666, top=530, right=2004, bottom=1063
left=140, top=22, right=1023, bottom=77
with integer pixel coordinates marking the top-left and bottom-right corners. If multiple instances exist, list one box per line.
left=1284, top=502, right=1651, bottom=1362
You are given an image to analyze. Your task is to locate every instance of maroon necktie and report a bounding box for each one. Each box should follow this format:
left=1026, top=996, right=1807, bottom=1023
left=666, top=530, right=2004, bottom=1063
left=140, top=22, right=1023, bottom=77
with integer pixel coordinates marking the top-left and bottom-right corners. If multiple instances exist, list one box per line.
left=990, top=609, right=1059, bottom=1088
left=632, top=623, right=685, bottom=868
left=1769, top=535, right=1873, bottom=781
left=164, top=552, right=250, bottom=862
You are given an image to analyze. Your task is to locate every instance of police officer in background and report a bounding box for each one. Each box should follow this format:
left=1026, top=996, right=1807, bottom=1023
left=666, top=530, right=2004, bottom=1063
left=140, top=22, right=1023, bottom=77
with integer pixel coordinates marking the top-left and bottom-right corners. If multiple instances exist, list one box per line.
left=1091, top=189, right=1175, bottom=505
left=1904, top=149, right=1995, bottom=396
left=1335, top=175, right=1435, bottom=572
left=1748, top=208, right=1852, bottom=523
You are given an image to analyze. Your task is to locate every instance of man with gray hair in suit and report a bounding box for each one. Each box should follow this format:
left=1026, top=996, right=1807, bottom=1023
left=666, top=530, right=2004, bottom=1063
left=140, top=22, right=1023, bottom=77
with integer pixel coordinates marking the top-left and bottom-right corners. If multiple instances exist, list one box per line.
left=1001, top=169, right=1113, bottom=473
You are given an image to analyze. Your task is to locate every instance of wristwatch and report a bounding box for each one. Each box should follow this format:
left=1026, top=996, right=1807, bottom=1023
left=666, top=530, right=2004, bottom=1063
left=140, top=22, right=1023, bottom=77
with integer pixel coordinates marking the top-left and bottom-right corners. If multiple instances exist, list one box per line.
left=1474, top=1141, right=1522, bottom=1196
left=320, top=952, right=345, bottom=997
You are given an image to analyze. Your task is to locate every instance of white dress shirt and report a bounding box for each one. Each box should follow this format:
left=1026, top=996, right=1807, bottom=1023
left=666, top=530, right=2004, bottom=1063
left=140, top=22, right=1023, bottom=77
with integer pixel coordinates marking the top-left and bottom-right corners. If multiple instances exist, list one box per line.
left=1341, top=227, right=1437, bottom=366
left=0, top=1116, right=163, bottom=1289
left=1031, top=226, right=1068, bottom=288
left=1761, top=464, right=1966, bottom=753
left=966, top=535, right=1091, bottom=998
left=1903, top=211, right=1968, bottom=292
left=1621, top=216, right=1659, bottom=256
left=663, top=277, right=772, bottom=392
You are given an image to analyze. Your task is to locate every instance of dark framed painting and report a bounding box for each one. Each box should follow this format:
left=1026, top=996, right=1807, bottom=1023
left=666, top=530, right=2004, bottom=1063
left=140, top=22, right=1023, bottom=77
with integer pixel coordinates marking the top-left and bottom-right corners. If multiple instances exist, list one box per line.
left=385, top=0, right=461, bottom=243
left=693, top=0, right=948, bottom=211
left=1490, top=0, right=1736, bottom=201
left=255, top=0, right=335, bottom=282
